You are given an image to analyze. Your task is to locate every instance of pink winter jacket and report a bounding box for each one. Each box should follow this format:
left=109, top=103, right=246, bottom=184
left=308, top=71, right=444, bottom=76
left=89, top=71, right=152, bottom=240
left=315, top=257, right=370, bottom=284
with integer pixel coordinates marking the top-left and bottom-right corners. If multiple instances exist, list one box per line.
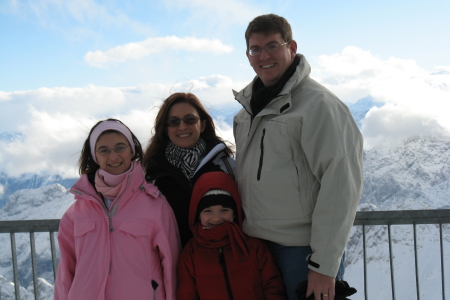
left=54, top=164, right=181, bottom=300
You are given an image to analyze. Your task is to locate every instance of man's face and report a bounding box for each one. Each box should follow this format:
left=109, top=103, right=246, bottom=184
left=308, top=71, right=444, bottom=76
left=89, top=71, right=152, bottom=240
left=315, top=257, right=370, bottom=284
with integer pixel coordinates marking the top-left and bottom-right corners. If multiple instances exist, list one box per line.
left=246, top=32, right=297, bottom=87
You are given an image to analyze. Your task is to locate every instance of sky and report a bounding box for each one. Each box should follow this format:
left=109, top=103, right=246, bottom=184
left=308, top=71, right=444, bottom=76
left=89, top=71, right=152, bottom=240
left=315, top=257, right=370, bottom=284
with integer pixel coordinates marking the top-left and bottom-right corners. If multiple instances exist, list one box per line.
left=0, top=0, right=450, bottom=179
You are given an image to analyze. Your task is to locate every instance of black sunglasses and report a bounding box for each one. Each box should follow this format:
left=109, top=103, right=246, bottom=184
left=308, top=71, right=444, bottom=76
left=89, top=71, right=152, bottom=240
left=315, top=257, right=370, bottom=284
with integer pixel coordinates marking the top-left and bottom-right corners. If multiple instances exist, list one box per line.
left=166, top=115, right=200, bottom=127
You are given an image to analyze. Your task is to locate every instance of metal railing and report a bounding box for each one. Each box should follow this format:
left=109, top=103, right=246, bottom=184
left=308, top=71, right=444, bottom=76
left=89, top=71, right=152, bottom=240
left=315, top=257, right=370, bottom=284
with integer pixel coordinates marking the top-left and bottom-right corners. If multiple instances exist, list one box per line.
left=0, top=209, right=449, bottom=300
left=0, top=220, right=59, bottom=300
left=353, top=209, right=450, bottom=300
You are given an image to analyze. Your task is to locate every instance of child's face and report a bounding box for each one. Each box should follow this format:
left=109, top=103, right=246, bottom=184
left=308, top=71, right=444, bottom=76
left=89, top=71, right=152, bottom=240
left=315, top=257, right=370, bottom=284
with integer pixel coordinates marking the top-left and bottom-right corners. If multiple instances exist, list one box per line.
left=199, top=205, right=234, bottom=228
left=95, top=132, right=133, bottom=175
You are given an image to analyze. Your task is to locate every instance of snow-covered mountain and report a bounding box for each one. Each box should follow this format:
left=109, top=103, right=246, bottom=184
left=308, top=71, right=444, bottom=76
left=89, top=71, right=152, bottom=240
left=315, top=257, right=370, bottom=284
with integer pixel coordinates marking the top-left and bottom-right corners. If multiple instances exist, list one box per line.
left=0, top=173, right=76, bottom=209
left=344, top=134, right=450, bottom=300
left=362, top=135, right=450, bottom=210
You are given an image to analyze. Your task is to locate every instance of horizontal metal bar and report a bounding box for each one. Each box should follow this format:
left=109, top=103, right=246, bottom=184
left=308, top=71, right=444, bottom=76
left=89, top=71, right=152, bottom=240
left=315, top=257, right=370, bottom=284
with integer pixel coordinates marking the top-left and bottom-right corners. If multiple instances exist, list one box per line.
left=353, top=209, right=450, bottom=225
left=1, top=210, right=449, bottom=233
left=0, top=220, right=60, bottom=233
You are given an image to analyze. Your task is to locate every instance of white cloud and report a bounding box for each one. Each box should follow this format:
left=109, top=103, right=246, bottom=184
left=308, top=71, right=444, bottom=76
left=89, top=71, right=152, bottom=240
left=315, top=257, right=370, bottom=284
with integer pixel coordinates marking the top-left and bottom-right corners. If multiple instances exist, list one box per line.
left=361, top=105, right=449, bottom=148
left=0, top=76, right=241, bottom=177
left=312, top=46, right=450, bottom=148
left=85, top=36, right=234, bottom=68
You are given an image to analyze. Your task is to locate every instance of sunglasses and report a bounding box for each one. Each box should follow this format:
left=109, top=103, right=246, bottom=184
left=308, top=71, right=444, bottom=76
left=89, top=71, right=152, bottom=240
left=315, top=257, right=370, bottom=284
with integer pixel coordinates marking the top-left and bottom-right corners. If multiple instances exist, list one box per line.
left=166, top=115, right=200, bottom=127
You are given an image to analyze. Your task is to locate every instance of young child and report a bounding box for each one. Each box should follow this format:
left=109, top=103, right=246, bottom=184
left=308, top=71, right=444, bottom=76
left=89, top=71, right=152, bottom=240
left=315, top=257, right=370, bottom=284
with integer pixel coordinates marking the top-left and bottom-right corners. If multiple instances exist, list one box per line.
left=54, top=118, right=180, bottom=300
left=176, top=171, right=286, bottom=299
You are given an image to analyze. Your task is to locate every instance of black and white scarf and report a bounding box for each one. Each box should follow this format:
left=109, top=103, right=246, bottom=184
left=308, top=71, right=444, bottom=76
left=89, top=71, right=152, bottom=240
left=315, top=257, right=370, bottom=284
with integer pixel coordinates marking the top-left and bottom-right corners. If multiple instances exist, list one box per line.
left=165, top=138, right=206, bottom=179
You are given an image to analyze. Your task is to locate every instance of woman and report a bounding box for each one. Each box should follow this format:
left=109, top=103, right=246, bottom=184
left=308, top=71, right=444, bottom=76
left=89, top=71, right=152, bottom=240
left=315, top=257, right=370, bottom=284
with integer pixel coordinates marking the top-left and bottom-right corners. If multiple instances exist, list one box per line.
left=54, top=118, right=180, bottom=300
left=143, top=93, right=235, bottom=247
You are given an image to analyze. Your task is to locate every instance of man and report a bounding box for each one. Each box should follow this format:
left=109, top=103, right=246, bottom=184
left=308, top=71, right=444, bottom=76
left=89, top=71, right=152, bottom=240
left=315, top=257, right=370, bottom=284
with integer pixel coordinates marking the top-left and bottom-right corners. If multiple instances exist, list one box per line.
left=233, top=14, right=363, bottom=300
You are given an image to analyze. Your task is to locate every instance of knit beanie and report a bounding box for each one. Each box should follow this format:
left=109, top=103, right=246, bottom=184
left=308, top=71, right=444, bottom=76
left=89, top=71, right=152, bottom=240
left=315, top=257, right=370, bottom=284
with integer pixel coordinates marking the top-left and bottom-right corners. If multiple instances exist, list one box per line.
left=196, top=189, right=237, bottom=219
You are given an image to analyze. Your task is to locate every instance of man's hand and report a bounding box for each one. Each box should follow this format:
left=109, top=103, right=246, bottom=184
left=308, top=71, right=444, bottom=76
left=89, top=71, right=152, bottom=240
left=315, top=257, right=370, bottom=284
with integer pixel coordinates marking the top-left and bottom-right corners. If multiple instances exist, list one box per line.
left=306, top=270, right=335, bottom=300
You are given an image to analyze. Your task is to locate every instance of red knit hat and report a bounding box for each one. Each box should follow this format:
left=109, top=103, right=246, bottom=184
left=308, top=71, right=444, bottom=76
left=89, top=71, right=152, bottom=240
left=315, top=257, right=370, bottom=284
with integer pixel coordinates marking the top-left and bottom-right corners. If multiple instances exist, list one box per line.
left=189, top=172, right=242, bottom=231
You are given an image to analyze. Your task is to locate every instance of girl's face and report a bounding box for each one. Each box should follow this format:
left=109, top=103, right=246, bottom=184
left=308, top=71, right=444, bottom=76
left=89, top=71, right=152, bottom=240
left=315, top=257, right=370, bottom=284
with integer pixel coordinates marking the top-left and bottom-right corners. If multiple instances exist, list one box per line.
left=199, top=205, right=234, bottom=229
left=95, top=132, right=133, bottom=175
left=166, top=103, right=206, bottom=149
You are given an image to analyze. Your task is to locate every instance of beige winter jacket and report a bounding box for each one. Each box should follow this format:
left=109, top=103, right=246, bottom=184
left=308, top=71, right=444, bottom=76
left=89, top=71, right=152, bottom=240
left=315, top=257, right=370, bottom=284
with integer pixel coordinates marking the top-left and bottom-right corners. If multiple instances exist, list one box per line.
left=233, top=54, right=363, bottom=277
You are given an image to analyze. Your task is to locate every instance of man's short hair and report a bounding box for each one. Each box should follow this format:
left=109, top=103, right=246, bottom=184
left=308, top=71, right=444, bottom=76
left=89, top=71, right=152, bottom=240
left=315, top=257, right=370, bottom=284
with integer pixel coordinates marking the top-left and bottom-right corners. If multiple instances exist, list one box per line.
left=245, top=14, right=293, bottom=50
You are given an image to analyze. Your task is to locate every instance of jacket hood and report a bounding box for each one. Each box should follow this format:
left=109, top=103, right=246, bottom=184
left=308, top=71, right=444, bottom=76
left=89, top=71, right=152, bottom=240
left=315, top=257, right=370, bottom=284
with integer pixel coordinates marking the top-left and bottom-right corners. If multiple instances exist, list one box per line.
left=189, top=172, right=242, bottom=231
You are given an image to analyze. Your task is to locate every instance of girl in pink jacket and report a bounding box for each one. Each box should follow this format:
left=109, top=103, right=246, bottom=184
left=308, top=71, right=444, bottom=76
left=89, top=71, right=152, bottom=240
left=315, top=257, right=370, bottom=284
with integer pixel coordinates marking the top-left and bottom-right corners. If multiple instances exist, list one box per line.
left=54, top=119, right=181, bottom=300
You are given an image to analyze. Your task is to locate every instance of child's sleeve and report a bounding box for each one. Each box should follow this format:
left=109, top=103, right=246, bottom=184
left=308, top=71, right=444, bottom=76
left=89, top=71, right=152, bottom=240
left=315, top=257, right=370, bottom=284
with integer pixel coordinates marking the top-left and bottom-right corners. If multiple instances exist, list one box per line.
left=256, top=240, right=287, bottom=299
left=155, top=198, right=182, bottom=300
left=54, top=213, right=76, bottom=300
left=176, top=243, right=199, bottom=300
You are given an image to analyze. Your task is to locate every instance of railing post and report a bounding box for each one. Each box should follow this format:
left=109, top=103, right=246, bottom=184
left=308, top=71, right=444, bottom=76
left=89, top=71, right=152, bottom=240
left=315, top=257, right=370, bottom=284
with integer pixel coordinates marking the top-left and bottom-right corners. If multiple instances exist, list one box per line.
left=30, top=232, right=39, bottom=300
left=362, top=225, right=368, bottom=300
left=50, top=231, right=58, bottom=281
left=440, top=223, right=446, bottom=300
left=10, top=233, right=20, bottom=300
left=413, top=224, right=420, bottom=300
left=388, top=225, right=396, bottom=300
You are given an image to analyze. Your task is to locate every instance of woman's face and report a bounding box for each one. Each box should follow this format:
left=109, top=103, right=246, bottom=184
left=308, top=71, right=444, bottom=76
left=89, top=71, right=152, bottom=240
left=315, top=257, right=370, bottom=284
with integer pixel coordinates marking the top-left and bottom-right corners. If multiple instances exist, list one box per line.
left=95, top=132, right=133, bottom=175
left=166, top=103, right=206, bottom=149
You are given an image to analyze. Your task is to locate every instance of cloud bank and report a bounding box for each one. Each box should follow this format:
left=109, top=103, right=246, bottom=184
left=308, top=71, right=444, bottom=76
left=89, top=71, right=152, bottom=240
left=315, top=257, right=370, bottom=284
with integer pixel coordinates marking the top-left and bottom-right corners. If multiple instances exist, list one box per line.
left=1, top=46, right=449, bottom=177
left=313, top=46, right=450, bottom=147
left=0, top=77, right=241, bottom=177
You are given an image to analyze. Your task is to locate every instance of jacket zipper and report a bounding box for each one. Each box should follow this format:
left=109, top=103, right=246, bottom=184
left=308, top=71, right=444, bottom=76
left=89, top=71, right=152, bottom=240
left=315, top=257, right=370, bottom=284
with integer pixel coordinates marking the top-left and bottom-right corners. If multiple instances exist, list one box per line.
left=257, top=128, right=266, bottom=181
left=107, top=175, right=131, bottom=231
left=219, top=247, right=234, bottom=300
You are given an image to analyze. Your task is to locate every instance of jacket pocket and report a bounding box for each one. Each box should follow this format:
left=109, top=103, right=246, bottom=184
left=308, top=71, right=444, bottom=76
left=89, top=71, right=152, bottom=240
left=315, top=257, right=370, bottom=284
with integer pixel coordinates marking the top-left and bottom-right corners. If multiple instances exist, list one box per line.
left=118, top=222, right=152, bottom=237
left=116, top=222, right=155, bottom=281
left=73, top=221, right=96, bottom=237
left=73, top=221, right=97, bottom=253
left=257, top=128, right=266, bottom=181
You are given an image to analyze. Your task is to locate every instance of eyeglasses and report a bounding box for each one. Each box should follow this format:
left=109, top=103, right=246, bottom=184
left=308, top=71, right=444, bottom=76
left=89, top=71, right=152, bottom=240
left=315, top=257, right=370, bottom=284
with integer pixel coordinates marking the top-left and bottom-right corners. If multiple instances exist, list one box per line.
left=96, top=144, right=130, bottom=156
left=166, top=115, right=200, bottom=127
left=247, top=42, right=289, bottom=57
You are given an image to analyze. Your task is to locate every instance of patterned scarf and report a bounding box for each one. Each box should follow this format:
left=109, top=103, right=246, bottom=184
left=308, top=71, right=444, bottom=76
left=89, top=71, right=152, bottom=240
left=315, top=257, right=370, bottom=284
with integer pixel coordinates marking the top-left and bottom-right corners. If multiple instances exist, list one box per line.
left=165, top=138, right=206, bottom=179
left=193, top=221, right=249, bottom=261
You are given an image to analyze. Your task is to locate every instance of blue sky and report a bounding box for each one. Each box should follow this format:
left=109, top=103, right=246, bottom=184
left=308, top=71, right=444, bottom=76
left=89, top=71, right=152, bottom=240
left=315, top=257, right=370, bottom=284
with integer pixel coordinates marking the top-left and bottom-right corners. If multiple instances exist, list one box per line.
left=0, top=0, right=449, bottom=178
left=2, top=0, right=449, bottom=91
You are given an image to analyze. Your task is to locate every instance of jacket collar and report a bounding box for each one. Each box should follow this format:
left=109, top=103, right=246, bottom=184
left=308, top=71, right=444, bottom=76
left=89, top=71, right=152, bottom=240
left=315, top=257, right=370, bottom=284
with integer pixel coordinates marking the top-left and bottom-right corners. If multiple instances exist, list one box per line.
left=146, top=138, right=225, bottom=180
left=70, top=163, right=155, bottom=205
left=234, top=54, right=311, bottom=118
